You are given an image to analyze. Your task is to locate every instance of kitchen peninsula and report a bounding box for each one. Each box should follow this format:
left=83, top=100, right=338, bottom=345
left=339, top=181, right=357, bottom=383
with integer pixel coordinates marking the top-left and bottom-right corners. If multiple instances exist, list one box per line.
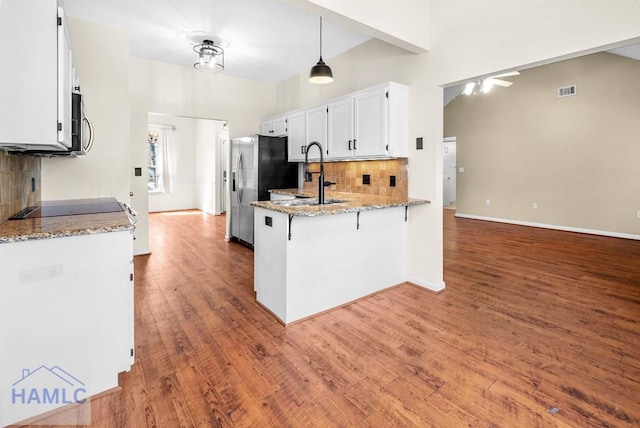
left=252, top=190, right=429, bottom=324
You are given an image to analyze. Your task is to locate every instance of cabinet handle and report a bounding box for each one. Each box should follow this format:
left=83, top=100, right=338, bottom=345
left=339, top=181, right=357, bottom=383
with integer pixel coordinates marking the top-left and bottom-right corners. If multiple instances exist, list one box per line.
left=354, top=139, right=357, bottom=149
left=348, top=140, right=352, bottom=150
left=301, top=145, right=306, bottom=154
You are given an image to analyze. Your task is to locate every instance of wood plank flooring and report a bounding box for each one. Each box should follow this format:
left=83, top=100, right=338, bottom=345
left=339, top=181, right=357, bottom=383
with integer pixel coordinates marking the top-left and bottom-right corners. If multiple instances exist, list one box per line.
left=17, top=209, right=640, bottom=427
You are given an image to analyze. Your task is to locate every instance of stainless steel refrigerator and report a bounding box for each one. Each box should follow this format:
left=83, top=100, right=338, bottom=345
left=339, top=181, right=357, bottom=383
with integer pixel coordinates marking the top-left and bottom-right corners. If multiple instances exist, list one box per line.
left=230, top=135, right=298, bottom=246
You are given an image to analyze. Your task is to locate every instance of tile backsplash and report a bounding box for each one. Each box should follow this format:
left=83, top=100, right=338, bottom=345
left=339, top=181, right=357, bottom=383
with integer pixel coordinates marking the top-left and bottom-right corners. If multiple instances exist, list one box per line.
left=0, top=151, right=41, bottom=223
left=303, top=158, right=408, bottom=198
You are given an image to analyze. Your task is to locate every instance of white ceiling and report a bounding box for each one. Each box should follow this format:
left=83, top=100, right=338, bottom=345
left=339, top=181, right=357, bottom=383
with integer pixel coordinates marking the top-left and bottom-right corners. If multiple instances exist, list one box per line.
left=62, top=0, right=370, bottom=83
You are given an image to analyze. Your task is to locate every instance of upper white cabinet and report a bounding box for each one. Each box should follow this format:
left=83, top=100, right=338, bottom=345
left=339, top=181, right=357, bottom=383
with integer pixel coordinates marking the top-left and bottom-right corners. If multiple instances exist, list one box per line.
left=287, top=110, right=306, bottom=162
left=304, top=105, right=326, bottom=162
left=261, top=115, right=287, bottom=137
left=327, top=96, right=354, bottom=159
left=328, top=83, right=407, bottom=160
left=0, top=0, right=75, bottom=151
left=265, top=82, right=409, bottom=163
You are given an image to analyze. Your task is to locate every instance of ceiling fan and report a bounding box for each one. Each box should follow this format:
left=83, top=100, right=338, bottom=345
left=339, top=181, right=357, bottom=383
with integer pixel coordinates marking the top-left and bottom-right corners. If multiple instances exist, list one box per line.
left=463, top=71, right=520, bottom=95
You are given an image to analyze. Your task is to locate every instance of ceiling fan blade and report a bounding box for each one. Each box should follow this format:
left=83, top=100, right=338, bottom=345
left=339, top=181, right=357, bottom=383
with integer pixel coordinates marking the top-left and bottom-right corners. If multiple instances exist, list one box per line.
left=490, top=71, right=520, bottom=79
left=488, top=78, right=513, bottom=87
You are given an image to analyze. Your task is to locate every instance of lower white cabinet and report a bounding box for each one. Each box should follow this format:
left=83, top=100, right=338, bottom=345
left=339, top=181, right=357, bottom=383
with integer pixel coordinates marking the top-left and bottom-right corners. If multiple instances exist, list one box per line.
left=254, top=206, right=407, bottom=324
left=0, top=231, right=134, bottom=426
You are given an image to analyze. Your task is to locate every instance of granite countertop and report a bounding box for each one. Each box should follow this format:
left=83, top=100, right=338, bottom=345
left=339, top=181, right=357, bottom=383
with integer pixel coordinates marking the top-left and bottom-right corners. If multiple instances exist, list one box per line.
left=252, top=189, right=430, bottom=217
left=0, top=208, right=134, bottom=244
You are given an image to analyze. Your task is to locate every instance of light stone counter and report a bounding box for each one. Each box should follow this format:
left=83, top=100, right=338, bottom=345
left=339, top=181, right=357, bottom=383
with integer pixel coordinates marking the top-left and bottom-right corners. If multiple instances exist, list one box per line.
left=0, top=210, right=134, bottom=243
left=252, top=189, right=430, bottom=217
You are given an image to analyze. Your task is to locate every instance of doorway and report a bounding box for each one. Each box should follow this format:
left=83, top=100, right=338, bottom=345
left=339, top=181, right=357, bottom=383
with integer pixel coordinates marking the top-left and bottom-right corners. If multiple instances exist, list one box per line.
left=443, top=137, right=457, bottom=209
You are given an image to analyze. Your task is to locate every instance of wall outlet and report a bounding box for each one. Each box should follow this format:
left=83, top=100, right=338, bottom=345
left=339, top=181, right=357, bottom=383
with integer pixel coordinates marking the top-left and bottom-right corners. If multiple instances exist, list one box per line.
left=485, top=199, right=491, bottom=206
left=637, top=211, right=640, bottom=219
left=416, top=137, right=423, bottom=150
left=533, top=202, right=538, bottom=209
left=389, top=175, right=396, bottom=187
left=363, top=174, right=371, bottom=185
left=458, top=167, right=465, bottom=173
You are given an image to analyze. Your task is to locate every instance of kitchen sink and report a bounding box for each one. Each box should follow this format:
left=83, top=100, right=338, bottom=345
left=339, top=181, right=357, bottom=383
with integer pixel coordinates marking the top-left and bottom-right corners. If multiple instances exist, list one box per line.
left=272, top=198, right=347, bottom=207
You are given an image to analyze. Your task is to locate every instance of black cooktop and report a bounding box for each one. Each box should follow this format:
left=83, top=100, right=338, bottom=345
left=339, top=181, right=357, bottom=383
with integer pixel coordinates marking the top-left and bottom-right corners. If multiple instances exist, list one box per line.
left=10, top=198, right=123, bottom=219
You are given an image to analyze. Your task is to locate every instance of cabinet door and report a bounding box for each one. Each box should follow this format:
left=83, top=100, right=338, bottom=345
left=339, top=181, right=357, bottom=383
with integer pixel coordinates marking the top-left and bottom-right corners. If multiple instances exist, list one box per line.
left=356, top=207, right=407, bottom=297
left=0, top=0, right=65, bottom=150
left=287, top=111, right=306, bottom=162
left=260, top=120, right=273, bottom=135
left=327, top=97, right=354, bottom=159
left=354, top=87, right=387, bottom=157
left=273, top=116, right=288, bottom=136
left=304, top=105, right=326, bottom=161
left=58, top=7, right=73, bottom=146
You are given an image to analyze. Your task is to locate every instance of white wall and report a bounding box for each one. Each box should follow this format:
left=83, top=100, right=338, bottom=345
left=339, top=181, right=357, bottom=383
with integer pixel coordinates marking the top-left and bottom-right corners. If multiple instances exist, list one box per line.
left=147, top=115, right=198, bottom=213
left=282, top=0, right=430, bottom=53
left=129, top=58, right=277, bottom=254
left=196, top=120, right=222, bottom=215
left=445, top=53, right=640, bottom=237
left=42, top=18, right=130, bottom=205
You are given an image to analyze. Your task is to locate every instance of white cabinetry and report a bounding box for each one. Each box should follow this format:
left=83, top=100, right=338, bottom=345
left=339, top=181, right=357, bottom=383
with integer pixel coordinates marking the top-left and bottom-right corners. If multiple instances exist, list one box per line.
left=327, top=83, right=408, bottom=160
left=327, top=96, right=354, bottom=159
left=265, top=82, right=409, bottom=163
left=254, top=207, right=408, bottom=324
left=353, top=87, right=387, bottom=158
left=0, top=0, right=75, bottom=151
left=0, top=230, right=134, bottom=426
left=287, top=110, right=306, bottom=162
left=261, top=115, right=287, bottom=136
left=304, top=105, right=327, bottom=162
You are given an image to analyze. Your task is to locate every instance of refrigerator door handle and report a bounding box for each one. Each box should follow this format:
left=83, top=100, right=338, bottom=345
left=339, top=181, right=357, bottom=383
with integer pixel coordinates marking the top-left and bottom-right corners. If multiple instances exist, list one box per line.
left=237, top=150, right=244, bottom=206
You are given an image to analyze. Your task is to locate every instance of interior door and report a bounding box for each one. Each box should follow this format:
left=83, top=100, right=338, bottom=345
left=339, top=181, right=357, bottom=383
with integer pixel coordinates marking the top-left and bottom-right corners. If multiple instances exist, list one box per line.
left=443, top=138, right=457, bottom=206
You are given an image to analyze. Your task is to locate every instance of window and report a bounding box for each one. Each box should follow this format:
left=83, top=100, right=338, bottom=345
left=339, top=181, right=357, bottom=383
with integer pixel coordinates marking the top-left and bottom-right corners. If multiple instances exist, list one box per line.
left=147, top=124, right=174, bottom=194
left=147, top=129, right=162, bottom=192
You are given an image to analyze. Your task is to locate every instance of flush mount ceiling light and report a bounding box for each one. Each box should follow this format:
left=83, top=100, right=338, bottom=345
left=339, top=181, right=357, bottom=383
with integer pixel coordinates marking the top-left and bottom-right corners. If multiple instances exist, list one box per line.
left=309, top=16, right=333, bottom=84
left=463, top=71, right=520, bottom=96
left=193, top=39, right=224, bottom=72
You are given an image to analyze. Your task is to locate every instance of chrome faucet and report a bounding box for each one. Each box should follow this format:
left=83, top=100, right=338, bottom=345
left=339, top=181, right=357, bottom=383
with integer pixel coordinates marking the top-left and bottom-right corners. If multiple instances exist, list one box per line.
left=304, top=141, right=334, bottom=204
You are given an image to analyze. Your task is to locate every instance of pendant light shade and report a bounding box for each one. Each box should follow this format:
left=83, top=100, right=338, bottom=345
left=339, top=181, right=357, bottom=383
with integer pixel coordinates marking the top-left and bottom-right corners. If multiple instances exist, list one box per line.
left=193, top=39, right=224, bottom=72
left=309, top=17, right=333, bottom=84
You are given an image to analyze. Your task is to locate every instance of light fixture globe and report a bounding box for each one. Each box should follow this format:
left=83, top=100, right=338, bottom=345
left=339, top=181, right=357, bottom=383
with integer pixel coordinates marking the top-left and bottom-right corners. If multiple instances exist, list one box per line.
left=309, top=57, right=333, bottom=84
left=193, top=39, right=224, bottom=72
left=309, top=17, right=333, bottom=84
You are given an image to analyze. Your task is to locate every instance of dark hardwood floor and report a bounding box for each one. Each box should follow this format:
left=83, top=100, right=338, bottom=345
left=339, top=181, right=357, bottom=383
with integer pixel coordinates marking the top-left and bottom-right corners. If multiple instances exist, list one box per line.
left=19, top=209, right=640, bottom=427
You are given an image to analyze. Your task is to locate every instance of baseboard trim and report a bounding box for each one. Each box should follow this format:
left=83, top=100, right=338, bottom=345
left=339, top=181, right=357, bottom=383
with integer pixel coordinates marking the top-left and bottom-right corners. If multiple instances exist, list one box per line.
left=454, top=213, right=640, bottom=241
left=407, top=278, right=446, bottom=292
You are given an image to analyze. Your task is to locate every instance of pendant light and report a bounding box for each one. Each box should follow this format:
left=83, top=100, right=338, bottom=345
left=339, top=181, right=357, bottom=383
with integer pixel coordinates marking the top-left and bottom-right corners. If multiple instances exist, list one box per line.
left=193, top=39, right=224, bottom=72
left=309, top=17, right=333, bottom=84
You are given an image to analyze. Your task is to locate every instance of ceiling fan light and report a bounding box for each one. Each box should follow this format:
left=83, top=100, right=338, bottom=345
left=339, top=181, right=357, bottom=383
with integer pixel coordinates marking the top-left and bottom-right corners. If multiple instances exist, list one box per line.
left=481, top=79, right=494, bottom=93
left=463, top=82, right=475, bottom=96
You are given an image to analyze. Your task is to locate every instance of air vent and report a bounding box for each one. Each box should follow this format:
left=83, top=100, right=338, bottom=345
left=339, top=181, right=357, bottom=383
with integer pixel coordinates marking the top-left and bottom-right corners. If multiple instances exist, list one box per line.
left=558, top=85, right=577, bottom=98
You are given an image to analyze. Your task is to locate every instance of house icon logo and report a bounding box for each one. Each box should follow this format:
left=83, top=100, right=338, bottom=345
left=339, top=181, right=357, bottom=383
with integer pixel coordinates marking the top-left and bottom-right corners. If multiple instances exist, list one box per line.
left=11, top=365, right=87, bottom=406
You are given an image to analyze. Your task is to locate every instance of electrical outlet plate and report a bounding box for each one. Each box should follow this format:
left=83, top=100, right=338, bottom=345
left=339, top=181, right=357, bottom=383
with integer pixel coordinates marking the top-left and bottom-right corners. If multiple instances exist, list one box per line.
left=533, top=202, right=538, bottom=209
left=485, top=199, right=491, bottom=206
left=637, top=211, right=640, bottom=219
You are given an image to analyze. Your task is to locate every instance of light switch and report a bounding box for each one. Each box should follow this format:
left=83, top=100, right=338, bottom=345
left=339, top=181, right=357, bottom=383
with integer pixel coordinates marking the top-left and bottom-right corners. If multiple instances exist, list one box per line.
left=458, top=167, right=465, bottom=173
